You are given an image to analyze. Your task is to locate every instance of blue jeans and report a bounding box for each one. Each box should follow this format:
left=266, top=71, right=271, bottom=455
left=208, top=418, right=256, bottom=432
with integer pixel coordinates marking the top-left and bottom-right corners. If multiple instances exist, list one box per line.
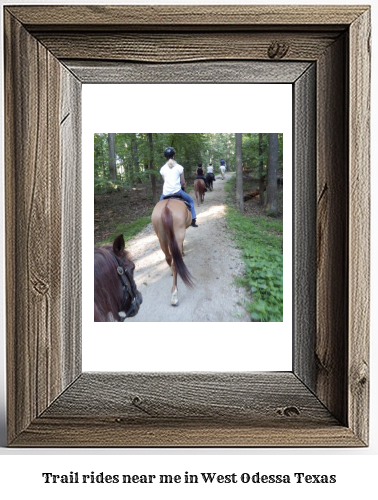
left=160, top=189, right=196, bottom=220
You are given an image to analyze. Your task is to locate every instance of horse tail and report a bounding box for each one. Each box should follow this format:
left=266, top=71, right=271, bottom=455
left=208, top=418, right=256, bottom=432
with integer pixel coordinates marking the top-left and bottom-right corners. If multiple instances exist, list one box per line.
left=162, top=203, right=194, bottom=288
left=194, top=179, right=204, bottom=202
left=200, top=179, right=205, bottom=200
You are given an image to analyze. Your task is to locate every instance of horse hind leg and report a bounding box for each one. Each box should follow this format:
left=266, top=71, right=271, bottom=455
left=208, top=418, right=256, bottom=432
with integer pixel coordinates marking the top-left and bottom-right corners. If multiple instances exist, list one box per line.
left=158, top=236, right=172, bottom=268
left=171, top=261, right=179, bottom=306
left=165, top=253, right=174, bottom=276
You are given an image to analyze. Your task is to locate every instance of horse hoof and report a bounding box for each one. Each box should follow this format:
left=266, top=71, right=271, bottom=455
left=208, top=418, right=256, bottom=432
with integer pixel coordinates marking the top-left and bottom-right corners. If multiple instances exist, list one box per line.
left=171, top=295, right=179, bottom=306
left=171, top=289, right=179, bottom=306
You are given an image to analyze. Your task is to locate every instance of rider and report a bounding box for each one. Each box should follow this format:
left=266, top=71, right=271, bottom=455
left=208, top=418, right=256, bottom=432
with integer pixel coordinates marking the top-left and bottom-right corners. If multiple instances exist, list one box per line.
left=206, top=161, right=216, bottom=183
left=159, top=147, right=198, bottom=227
left=195, top=162, right=208, bottom=189
left=220, top=159, right=227, bottom=179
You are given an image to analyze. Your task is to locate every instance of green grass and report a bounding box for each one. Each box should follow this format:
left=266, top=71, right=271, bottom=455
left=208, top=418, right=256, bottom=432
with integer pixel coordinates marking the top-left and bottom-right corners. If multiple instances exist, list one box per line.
left=225, top=176, right=283, bottom=322
left=97, top=214, right=152, bottom=246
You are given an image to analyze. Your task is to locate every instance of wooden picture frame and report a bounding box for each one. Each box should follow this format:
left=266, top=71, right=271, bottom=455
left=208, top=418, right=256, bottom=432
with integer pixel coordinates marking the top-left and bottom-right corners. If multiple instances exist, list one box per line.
left=4, top=5, right=370, bottom=447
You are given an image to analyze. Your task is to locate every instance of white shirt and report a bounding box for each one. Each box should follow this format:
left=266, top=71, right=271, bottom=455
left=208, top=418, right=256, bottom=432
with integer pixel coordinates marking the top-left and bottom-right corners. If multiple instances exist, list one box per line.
left=207, top=165, right=214, bottom=173
left=160, top=160, right=184, bottom=196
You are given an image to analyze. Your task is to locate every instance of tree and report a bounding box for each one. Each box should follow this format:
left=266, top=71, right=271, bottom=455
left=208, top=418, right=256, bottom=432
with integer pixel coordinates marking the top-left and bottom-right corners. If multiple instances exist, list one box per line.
left=258, top=133, right=265, bottom=206
left=265, top=133, right=279, bottom=215
left=107, top=133, right=117, bottom=181
left=226, top=133, right=231, bottom=169
left=131, top=134, right=140, bottom=184
left=147, top=133, right=158, bottom=204
left=235, top=133, right=244, bottom=212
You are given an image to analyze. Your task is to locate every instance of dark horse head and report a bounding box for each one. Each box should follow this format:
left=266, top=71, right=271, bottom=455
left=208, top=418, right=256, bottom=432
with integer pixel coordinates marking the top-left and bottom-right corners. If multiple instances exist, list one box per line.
left=94, top=234, right=143, bottom=322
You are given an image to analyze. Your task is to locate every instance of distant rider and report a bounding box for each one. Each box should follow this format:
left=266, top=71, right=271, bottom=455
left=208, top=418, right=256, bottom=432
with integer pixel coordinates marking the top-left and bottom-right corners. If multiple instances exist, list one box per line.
left=159, top=147, right=198, bottom=227
left=206, top=162, right=216, bottom=183
left=220, top=159, right=227, bottom=179
left=195, top=162, right=208, bottom=189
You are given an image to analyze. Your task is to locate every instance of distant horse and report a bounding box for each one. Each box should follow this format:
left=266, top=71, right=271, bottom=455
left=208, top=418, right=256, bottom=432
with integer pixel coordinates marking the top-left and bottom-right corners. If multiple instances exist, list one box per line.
left=205, top=172, right=214, bottom=191
left=94, top=234, right=143, bottom=322
left=220, top=165, right=226, bottom=179
left=152, top=198, right=194, bottom=306
left=194, top=178, right=206, bottom=205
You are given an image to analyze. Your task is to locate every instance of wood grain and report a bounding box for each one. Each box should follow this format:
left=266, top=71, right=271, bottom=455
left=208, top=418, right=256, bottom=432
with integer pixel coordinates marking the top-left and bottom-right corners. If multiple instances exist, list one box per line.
left=12, top=419, right=364, bottom=448
left=36, top=32, right=339, bottom=63
left=5, top=12, right=62, bottom=442
left=7, top=5, right=367, bottom=29
left=41, top=373, right=336, bottom=422
left=316, top=34, right=348, bottom=426
left=60, top=69, right=82, bottom=388
left=4, top=10, right=80, bottom=443
left=293, top=64, right=316, bottom=390
left=65, top=60, right=312, bottom=84
left=4, top=5, right=370, bottom=447
left=348, top=8, right=371, bottom=445
left=12, top=373, right=364, bottom=447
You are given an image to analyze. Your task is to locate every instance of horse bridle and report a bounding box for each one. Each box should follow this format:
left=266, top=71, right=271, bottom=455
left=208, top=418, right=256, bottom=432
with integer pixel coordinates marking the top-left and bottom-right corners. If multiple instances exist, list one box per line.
left=109, top=251, right=139, bottom=320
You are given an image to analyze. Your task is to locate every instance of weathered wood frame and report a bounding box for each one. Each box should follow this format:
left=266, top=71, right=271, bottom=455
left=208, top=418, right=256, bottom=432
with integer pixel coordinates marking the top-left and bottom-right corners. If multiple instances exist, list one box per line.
left=4, top=5, right=370, bottom=447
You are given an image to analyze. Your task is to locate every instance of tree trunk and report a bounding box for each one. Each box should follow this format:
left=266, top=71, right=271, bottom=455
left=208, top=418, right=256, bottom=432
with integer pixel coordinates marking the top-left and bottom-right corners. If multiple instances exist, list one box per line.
left=235, top=133, right=244, bottom=212
left=148, top=133, right=158, bottom=204
left=226, top=133, right=231, bottom=169
left=131, top=133, right=139, bottom=184
left=107, top=133, right=117, bottom=181
left=101, top=135, right=107, bottom=180
left=258, top=132, right=265, bottom=206
left=265, top=133, right=278, bottom=215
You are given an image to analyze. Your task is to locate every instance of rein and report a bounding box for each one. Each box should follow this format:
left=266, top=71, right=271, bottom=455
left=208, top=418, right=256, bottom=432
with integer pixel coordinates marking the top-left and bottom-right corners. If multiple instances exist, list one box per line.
left=109, top=251, right=139, bottom=320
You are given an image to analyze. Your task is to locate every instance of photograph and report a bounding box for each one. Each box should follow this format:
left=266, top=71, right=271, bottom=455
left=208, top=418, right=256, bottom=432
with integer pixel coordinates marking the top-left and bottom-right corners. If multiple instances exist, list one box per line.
left=93, top=133, right=284, bottom=323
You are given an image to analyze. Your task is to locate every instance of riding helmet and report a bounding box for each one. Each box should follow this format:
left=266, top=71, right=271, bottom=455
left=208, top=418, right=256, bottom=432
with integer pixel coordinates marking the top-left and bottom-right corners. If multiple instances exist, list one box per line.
left=164, top=147, right=176, bottom=159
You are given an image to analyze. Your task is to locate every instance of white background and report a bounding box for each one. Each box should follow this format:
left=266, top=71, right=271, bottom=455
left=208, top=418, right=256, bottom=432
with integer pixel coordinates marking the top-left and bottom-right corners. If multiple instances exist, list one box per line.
left=0, top=0, right=377, bottom=499
left=83, top=84, right=292, bottom=372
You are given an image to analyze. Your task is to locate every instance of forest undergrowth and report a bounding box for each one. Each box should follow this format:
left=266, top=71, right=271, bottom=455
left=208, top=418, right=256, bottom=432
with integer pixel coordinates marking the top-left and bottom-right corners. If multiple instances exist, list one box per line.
left=225, top=175, right=283, bottom=322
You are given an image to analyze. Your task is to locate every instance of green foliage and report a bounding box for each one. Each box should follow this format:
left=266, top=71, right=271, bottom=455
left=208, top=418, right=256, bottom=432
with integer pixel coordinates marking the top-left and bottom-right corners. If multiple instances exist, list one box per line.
left=94, top=133, right=240, bottom=191
left=225, top=177, right=283, bottom=322
left=204, top=133, right=235, bottom=170
left=97, top=215, right=152, bottom=246
left=94, top=133, right=283, bottom=192
left=241, top=133, right=283, bottom=175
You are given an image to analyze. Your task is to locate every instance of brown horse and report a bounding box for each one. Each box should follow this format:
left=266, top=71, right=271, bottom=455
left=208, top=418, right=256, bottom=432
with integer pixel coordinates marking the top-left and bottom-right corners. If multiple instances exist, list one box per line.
left=151, top=198, right=194, bottom=306
left=194, top=178, right=206, bottom=205
left=94, top=234, right=143, bottom=322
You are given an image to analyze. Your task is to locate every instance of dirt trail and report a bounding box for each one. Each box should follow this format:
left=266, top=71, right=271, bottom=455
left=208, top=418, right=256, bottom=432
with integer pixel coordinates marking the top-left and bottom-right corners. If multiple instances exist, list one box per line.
left=127, top=172, right=250, bottom=322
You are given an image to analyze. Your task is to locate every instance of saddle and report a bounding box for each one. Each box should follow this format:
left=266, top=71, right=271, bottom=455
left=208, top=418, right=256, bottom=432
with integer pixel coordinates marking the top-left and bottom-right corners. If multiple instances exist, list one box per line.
left=163, top=194, right=191, bottom=212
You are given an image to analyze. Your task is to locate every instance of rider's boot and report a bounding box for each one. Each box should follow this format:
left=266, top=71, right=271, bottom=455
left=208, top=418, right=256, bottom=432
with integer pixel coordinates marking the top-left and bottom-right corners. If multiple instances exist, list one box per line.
left=191, top=219, right=198, bottom=227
